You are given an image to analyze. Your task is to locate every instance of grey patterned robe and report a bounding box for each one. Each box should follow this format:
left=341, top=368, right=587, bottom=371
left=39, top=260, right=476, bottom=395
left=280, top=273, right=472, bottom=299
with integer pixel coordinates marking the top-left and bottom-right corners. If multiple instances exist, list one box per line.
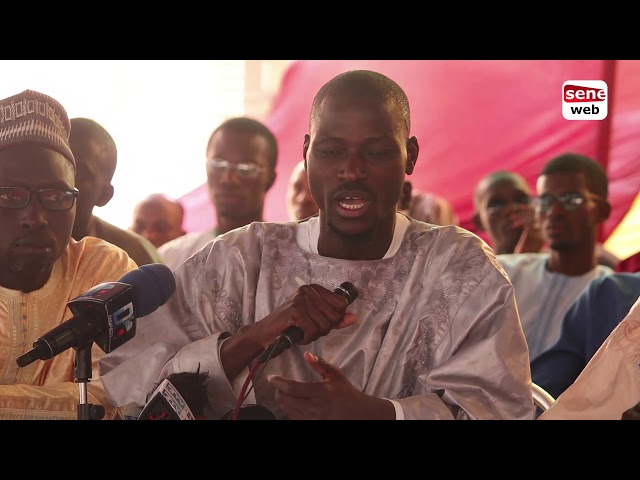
left=99, top=219, right=534, bottom=420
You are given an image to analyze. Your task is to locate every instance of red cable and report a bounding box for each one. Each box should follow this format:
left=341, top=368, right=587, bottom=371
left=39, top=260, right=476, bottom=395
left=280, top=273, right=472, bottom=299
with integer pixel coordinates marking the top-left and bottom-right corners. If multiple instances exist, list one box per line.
left=230, top=359, right=263, bottom=420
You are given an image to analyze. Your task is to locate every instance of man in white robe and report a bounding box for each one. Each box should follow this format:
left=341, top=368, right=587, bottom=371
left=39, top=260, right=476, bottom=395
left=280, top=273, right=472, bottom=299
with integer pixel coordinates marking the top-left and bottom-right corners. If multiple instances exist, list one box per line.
left=99, top=70, right=534, bottom=420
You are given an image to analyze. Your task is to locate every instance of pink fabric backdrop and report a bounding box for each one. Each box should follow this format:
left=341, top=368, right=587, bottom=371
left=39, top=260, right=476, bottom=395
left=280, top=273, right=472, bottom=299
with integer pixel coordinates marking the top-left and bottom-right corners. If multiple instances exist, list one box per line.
left=180, top=60, right=640, bottom=244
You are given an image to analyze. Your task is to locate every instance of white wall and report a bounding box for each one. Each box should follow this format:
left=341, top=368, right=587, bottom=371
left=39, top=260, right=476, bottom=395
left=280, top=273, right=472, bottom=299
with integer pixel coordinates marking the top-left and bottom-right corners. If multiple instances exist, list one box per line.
left=0, top=60, right=290, bottom=229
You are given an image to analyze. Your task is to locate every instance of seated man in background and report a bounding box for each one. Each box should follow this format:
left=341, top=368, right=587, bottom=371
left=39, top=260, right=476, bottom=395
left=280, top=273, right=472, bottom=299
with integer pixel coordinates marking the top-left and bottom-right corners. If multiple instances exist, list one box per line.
left=159, top=117, right=278, bottom=270
left=99, top=69, right=534, bottom=420
left=497, top=153, right=614, bottom=362
left=286, top=160, right=319, bottom=221
left=473, top=170, right=544, bottom=255
left=130, top=193, right=185, bottom=248
left=69, top=117, right=163, bottom=267
left=397, top=180, right=458, bottom=225
left=473, top=169, right=619, bottom=267
left=0, top=90, right=137, bottom=419
left=532, top=271, right=640, bottom=419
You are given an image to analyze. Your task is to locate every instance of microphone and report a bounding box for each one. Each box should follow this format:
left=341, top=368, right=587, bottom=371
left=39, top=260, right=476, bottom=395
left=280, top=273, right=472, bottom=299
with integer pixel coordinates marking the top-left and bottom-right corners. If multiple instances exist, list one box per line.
left=116, top=367, right=209, bottom=420
left=137, top=378, right=195, bottom=420
left=16, top=263, right=176, bottom=368
left=257, top=281, right=358, bottom=363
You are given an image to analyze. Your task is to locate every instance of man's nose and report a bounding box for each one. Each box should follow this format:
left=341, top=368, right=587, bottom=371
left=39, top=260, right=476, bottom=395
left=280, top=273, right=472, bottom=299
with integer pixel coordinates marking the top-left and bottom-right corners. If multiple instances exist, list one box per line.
left=19, top=199, right=48, bottom=230
left=218, top=167, right=243, bottom=184
left=545, top=197, right=566, bottom=216
left=338, top=153, right=367, bottom=180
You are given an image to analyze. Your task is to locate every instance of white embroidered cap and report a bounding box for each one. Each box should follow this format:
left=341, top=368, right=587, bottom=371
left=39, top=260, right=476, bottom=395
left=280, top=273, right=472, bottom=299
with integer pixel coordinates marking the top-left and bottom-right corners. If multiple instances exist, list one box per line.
left=0, top=89, right=75, bottom=168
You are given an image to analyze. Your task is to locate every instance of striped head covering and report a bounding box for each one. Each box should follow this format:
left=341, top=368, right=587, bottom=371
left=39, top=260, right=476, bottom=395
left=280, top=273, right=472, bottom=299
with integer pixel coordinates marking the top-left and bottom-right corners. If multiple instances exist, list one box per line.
left=0, top=89, right=75, bottom=168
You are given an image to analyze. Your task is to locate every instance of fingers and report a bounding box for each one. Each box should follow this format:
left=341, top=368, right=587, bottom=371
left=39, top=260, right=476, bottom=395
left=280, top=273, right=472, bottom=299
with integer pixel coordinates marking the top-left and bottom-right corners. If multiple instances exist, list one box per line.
left=303, top=351, right=341, bottom=381
left=509, top=207, right=535, bottom=229
left=306, top=283, right=349, bottom=310
left=294, top=284, right=351, bottom=342
left=269, top=381, right=317, bottom=420
left=335, top=312, right=357, bottom=330
left=268, top=355, right=346, bottom=420
left=268, top=374, right=312, bottom=397
left=262, top=283, right=356, bottom=348
left=268, top=375, right=313, bottom=420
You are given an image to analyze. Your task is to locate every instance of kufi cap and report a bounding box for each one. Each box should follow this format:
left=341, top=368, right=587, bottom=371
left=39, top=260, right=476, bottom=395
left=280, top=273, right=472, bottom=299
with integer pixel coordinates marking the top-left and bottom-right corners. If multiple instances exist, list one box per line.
left=0, top=89, right=75, bottom=168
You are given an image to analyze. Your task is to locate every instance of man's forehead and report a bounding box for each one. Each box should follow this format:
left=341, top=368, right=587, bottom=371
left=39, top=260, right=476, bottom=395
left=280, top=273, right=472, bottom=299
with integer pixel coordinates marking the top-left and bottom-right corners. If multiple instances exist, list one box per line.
left=0, top=145, right=73, bottom=171
left=488, top=179, right=529, bottom=195
left=537, top=171, right=587, bottom=191
left=312, top=95, right=397, bottom=126
left=209, top=131, right=268, bottom=155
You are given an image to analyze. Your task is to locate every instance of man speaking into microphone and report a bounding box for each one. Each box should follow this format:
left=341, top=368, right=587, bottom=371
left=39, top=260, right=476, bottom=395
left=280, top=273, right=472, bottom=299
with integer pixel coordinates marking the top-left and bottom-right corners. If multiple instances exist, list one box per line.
left=100, top=70, right=534, bottom=420
left=0, top=89, right=138, bottom=420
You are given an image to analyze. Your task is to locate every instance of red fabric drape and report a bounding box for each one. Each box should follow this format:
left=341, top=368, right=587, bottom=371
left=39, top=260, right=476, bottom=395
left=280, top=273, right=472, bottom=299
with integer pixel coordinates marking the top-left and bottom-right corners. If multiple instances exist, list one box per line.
left=181, top=60, right=640, bottom=245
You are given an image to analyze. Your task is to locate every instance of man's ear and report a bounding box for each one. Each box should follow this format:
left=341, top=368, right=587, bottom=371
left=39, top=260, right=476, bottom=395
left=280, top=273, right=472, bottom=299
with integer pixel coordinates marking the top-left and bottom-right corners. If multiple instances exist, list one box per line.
left=472, top=212, right=484, bottom=231
left=96, top=184, right=114, bottom=207
left=597, top=199, right=612, bottom=223
left=302, top=135, right=310, bottom=165
left=266, top=170, right=277, bottom=191
left=405, top=137, right=419, bottom=175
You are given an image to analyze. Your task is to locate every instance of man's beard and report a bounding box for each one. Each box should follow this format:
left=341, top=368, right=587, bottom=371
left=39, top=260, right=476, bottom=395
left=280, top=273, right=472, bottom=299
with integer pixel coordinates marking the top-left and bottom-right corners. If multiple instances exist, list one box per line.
left=548, top=241, right=574, bottom=252
left=8, top=254, right=54, bottom=274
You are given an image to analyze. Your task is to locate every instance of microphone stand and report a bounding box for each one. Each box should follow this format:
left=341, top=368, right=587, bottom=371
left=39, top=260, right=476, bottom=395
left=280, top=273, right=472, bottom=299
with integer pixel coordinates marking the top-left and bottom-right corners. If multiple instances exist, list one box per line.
left=74, top=343, right=105, bottom=420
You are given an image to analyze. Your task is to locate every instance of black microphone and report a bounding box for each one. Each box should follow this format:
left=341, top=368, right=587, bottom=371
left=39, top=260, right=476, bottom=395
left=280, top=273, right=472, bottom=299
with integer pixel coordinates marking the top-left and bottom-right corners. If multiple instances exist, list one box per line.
left=16, top=263, right=176, bottom=368
left=257, top=281, right=358, bottom=363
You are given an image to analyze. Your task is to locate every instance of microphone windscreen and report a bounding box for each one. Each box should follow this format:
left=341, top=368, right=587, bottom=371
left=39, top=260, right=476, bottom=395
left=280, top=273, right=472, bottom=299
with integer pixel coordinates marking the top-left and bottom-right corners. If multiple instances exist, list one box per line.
left=336, top=281, right=358, bottom=305
left=165, top=370, right=210, bottom=419
left=118, top=263, right=176, bottom=317
left=138, top=379, right=195, bottom=420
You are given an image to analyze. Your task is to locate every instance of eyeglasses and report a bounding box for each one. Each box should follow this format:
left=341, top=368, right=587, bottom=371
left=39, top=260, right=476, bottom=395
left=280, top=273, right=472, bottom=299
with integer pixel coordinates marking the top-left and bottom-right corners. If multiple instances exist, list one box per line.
left=486, top=196, right=532, bottom=216
left=0, top=186, right=79, bottom=210
left=206, top=159, right=265, bottom=179
left=532, top=192, right=604, bottom=213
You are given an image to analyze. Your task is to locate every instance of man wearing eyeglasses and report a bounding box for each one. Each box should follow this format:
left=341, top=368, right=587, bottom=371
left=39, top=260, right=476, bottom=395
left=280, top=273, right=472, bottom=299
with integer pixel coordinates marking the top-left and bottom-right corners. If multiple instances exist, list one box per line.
left=158, top=117, right=277, bottom=270
left=497, top=152, right=614, bottom=362
left=0, top=90, right=137, bottom=419
left=472, top=169, right=619, bottom=267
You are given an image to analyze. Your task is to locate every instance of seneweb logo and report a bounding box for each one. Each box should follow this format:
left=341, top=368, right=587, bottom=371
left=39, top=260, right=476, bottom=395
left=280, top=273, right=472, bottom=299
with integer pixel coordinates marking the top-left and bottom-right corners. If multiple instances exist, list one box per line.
left=562, top=80, right=608, bottom=120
